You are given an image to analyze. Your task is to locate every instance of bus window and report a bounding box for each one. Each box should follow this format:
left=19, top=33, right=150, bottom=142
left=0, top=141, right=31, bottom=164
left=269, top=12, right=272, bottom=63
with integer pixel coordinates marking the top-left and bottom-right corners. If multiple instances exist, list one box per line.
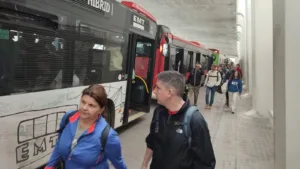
left=189, top=51, right=195, bottom=70
left=107, top=46, right=123, bottom=71
left=165, top=47, right=176, bottom=71
left=134, top=41, right=152, bottom=79
left=0, top=36, right=20, bottom=96
left=175, top=48, right=184, bottom=73
left=183, top=51, right=190, bottom=73
left=0, top=28, right=67, bottom=96
left=74, top=40, right=126, bottom=85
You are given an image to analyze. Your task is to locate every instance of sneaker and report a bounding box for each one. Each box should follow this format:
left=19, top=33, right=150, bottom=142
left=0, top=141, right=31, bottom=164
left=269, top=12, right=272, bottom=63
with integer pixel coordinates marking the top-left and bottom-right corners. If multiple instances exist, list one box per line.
left=231, top=111, right=235, bottom=114
left=205, top=105, right=209, bottom=109
left=208, top=105, right=212, bottom=109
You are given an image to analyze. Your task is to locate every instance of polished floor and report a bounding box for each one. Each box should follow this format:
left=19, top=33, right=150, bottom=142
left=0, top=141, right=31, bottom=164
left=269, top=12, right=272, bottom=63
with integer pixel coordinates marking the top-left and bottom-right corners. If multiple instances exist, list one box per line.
left=115, top=88, right=274, bottom=169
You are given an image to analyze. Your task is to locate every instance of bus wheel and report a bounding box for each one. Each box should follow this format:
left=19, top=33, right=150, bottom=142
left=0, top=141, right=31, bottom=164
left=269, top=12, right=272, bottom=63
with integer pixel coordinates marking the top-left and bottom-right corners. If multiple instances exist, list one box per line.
left=104, top=99, right=115, bottom=128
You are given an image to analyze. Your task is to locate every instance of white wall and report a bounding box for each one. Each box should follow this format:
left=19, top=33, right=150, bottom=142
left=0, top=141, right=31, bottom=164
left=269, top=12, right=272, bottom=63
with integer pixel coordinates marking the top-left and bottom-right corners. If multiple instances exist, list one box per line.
left=246, top=0, right=253, bottom=95
left=236, top=0, right=248, bottom=91
left=273, top=0, right=300, bottom=168
left=251, top=0, right=273, bottom=117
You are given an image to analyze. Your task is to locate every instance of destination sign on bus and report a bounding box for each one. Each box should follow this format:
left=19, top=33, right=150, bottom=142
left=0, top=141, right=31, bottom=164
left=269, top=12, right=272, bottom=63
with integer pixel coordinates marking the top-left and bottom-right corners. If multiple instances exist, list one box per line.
left=87, top=0, right=111, bottom=13
left=132, top=14, right=150, bottom=32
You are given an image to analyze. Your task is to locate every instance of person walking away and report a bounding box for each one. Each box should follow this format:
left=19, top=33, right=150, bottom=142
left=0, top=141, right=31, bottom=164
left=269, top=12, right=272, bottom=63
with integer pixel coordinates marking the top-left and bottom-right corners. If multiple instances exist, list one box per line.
left=223, top=66, right=235, bottom=108
left=227, top=71, right=243, bottom=114
left=236, top=64, right=243, bottom=79
left=45, top=84, right=127, bottom=169
left=204, top=65, right=222, bottom=109
left=187, top=63, right=204, bottom=106
left=141, top=70, right=216, bottom=169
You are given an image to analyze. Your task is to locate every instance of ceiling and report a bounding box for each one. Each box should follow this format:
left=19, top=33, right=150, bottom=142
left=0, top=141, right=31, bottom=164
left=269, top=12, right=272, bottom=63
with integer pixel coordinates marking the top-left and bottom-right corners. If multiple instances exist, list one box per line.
left=117, top=0, right=238, bottom=56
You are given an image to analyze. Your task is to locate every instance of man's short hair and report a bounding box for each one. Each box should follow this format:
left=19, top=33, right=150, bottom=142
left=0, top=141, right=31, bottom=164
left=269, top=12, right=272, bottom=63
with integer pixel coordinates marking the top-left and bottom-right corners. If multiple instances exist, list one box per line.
left=156, top=70, right=185, bottom=97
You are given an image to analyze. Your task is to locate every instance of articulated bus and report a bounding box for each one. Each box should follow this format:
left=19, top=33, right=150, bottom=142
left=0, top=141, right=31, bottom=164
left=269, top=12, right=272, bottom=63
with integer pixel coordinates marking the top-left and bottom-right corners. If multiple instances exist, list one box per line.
left=0, top=0, right=157, bottom=168
left=208, top=48, right=232, bottom=68
left=152, top=25, right=212, bottom=99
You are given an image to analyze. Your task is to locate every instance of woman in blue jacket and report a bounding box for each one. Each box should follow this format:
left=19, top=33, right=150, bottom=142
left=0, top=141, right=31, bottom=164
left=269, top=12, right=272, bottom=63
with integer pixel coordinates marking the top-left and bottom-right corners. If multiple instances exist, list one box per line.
left=45, top=84, right=127, bottom=169
left=227, top=70, right=243, bottom=114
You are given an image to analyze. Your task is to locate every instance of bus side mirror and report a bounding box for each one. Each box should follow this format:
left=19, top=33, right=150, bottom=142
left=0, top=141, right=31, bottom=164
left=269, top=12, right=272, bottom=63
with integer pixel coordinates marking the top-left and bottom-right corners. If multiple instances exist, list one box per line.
left=162, top=43, right=169, bottom=56
left=164, top=34, right=169, bottom=43
left=162, top=34, right=169, bottom=57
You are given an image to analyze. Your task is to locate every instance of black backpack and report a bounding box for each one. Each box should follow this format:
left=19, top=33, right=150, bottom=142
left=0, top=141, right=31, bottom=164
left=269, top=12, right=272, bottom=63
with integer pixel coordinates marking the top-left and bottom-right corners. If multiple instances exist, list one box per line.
left=154, top=106, right=198, bottom=149
left=57, top=110, right=110, bottom=159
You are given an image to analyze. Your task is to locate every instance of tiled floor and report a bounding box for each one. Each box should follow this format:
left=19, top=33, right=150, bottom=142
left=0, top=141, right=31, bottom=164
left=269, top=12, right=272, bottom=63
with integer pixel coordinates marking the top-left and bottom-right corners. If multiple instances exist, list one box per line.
left=115, top=88, right=274, bottom=169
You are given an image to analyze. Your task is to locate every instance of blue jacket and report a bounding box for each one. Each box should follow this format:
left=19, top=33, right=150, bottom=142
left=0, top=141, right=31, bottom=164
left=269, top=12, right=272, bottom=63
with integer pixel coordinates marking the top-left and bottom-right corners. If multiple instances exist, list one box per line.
left=227, top=79, right=243, bottom=93
left=45, top=110, right=127, bottom=169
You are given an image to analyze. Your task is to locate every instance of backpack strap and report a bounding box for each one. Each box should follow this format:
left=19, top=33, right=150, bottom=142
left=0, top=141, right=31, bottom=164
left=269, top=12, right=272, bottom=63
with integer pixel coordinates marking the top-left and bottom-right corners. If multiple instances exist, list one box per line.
left=207, top=71, right=219, bottom=84
left=183, top=106, right=198, bottom=149
left=57, top=110, right=78, bottom=134
left=100, top=124, right=111, bottom=155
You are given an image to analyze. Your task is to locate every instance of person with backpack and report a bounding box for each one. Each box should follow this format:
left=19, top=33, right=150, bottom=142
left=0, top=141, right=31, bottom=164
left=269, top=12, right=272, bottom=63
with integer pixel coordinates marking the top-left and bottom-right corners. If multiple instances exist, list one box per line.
left=141, top=70, right=216, bottom=169
left=227, top=70, right=243, bottom=114
left=45, top=84, right=127, bottom=169
left=186, top=63, right=204, bottom=105
left=223, top=65, right=236, bottom=108
left=204, top=65, right=222, bottom=109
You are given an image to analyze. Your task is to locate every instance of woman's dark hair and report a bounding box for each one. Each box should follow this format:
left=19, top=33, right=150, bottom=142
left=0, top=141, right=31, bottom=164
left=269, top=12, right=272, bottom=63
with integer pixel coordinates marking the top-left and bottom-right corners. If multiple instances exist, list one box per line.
left=229, top=70, right=241, bottom=81
left=82, top=84, right=108, bottom=108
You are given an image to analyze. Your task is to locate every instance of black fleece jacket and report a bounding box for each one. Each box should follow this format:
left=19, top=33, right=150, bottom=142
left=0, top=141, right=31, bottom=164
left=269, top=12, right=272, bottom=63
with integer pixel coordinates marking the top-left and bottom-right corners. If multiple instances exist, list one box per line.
left=146, top=100, right=216, bottom=169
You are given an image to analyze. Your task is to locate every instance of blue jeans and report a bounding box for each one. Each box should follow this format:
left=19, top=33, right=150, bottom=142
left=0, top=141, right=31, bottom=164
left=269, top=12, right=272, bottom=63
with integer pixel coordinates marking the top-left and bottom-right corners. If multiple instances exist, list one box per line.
left=205, top=86, right=216, bottom=106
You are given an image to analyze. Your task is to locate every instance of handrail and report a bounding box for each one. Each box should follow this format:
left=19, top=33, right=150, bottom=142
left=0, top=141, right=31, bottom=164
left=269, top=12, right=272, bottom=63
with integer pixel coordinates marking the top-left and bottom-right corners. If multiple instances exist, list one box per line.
left=135, top=75, right=149, bottom=93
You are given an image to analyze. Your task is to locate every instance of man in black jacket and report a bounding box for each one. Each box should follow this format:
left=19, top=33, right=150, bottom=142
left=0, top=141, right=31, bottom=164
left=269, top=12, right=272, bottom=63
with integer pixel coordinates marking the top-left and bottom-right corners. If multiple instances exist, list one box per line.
left=187, top=63, right=204, bottom=105
left=141, top=70, right=216, bottom=169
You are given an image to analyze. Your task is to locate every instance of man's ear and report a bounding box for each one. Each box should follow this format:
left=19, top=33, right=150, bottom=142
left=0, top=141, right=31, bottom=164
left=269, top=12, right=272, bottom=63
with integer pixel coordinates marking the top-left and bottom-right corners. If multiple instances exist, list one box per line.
left=168, top=88, right=173, bottom=96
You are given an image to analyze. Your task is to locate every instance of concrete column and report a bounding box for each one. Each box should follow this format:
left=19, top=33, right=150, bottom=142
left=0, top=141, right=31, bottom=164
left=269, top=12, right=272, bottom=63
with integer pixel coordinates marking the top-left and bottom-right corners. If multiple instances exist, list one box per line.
left=236, top=0, right=248, bottom=91
left=247, top=0, right=273, bottom=117
left=273, top=0, right=300, bottom=168
left=246, top=0, right=253, bottom=95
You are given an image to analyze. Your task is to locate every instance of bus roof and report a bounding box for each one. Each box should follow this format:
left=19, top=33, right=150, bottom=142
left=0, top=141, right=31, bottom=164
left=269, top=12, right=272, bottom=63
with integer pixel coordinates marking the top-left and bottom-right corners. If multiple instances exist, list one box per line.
left=167, top=33, right=211, bottom=55
left=168, top=34, right=206, bottom=49
left=190, top=41, right=206, bottom=49
left=209, top=48, right=220, bottom=54
left=121, top=1, right=157, bottom=23
left=1, top=0, right=157, bottom=40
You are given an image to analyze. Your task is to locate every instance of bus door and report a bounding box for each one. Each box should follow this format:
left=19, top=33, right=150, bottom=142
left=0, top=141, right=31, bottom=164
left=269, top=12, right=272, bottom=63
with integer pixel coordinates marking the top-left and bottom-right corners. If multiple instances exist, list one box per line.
left=124, top=33, right=155, bottom=123
left=186, top=51, right=194, bottom=80
left=196, top=53, right=201, bottom=64
left=189, top=51, right=195, bottom=67
left=165, top=46, right=176, bottom=71
left=175, top=48, right=184, bottom=73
